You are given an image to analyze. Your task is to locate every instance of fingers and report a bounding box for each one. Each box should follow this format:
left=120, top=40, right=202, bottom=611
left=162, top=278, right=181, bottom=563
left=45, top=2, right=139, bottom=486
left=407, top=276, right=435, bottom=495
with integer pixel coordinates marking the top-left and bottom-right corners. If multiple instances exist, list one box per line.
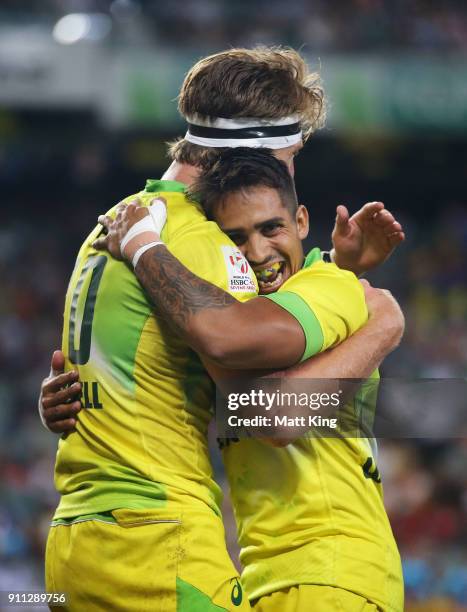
left=114, top=199, right=140, bottom=214
left=127, top=201, right=151, bottom=222
left=42, top=382, right=81, bottom=407
left=43, top=400, right=82, bottom=424
left=361, top=201, right=385, bottom=218
left=47, top=416, right=80, bottom=434
left=373, top=209, right=405, bottom=236
left=372, top=208, right=405, bottom=244
left=115, top=202, right=127, bottom=214
left=352, top=201, right=405, bottom=237
left=97, top=215, right=112, bottom=231
left=126, top=197, right=141, bottom=207
left=42, top=370, right=79, bottom=395
left=335, top=205, right=349, bottom=229
left=97, top=198, right=146, bottom=235
left=388, top=231, right=405, bottom=248
left=390, top=221, right=402, bottom=232
left=93, top=235, right=109, bottom=251
left=373, top=209, right=395, bottom=227
left=123, top=199, right=146, bottom=219
left=50, top=350, right=65, bottom=377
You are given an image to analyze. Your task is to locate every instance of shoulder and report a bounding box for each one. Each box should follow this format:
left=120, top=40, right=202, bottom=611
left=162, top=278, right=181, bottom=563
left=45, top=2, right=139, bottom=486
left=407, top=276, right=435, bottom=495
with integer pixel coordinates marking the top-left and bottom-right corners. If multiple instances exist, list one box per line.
left=280, top=261, right=362, bottom=295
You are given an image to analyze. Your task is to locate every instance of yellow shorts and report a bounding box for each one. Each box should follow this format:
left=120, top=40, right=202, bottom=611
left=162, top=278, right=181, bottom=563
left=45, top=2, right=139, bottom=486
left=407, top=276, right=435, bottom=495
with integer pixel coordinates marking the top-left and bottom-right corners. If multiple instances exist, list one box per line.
left=253, top=585, right=380, bottom=612
left=45, top=507, right=251, bottom=612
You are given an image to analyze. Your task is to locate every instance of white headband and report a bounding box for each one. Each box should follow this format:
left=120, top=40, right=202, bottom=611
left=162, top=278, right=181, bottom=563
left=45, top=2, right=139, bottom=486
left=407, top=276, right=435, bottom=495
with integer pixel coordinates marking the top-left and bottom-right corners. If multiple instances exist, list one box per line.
left=184, top=115, right=302, bottom=149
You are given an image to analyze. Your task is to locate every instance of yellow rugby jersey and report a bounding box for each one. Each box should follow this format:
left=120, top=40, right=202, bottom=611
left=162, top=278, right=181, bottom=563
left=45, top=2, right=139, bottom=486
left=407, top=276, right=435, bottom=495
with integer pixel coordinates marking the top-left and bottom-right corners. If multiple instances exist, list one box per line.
left=223, top=256, right=403, bottom=611
left=54, top=179, right=258, bottom=520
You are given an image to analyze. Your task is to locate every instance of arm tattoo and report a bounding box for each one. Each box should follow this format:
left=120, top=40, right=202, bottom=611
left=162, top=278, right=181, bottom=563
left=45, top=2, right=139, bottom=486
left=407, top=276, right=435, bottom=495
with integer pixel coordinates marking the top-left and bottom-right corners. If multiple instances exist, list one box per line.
left=135, top=245, right=236, bottom=333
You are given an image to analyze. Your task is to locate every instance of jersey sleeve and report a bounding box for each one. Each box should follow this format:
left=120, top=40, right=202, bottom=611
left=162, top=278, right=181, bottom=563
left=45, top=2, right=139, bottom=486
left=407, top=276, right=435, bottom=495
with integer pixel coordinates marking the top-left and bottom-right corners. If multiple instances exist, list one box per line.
left=263, top=261, right=367, bottom=362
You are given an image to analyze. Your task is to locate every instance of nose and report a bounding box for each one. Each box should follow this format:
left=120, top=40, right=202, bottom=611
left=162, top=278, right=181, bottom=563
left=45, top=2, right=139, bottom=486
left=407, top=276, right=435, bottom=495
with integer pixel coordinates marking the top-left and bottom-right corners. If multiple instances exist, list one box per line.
left=242, top=234, right=273, bottom=267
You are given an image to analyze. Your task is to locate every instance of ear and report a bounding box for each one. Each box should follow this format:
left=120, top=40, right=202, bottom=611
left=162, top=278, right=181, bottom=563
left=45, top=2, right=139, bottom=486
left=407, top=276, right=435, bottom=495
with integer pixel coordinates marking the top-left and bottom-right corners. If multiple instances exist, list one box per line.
left=296, top=204, right=309, bottom=240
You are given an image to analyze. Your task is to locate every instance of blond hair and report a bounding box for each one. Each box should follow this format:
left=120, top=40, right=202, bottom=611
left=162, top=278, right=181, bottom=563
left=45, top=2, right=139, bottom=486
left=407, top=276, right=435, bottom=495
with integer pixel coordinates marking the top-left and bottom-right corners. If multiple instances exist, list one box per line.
left=168, top=46, right=326, bottom=168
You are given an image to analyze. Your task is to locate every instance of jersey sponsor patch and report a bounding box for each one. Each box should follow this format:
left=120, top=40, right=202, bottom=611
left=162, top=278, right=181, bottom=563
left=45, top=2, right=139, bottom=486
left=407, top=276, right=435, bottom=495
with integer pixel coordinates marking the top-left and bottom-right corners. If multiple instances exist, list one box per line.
left=221, top=246, right=257, bottom=293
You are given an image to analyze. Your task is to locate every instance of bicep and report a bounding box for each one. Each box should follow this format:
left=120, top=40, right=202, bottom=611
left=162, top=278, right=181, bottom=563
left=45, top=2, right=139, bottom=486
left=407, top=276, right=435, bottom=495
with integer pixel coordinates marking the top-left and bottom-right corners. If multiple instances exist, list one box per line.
left=273, top=264, right=368, bottom=356
left=166, top=226, right=308, bottom=368
left=201, top=295, right=306, bottom=370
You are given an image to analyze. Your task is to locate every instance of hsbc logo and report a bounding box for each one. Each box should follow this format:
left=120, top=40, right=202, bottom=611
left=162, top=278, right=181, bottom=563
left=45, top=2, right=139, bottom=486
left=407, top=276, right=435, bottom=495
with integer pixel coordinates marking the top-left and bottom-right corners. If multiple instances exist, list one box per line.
left=222, top=246, right=257, bottom=294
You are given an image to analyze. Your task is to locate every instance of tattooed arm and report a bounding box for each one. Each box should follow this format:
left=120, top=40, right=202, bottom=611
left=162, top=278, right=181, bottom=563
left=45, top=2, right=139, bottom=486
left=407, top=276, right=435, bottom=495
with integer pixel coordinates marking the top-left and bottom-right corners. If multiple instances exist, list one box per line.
left=135, top=244, right=306, bottom=369
left=94, top=201, right=305, bottom=370
left=38, top=285, right=403, bottom=440
left=94, top=200, right=400, bottom=371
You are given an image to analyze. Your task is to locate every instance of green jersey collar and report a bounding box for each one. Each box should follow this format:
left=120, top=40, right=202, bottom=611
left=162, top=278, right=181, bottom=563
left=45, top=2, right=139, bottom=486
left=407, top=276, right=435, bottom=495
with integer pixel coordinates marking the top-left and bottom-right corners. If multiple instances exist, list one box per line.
left=145, top=179, right=186, bottom=194
left=303, top=247, right=321, bottom=269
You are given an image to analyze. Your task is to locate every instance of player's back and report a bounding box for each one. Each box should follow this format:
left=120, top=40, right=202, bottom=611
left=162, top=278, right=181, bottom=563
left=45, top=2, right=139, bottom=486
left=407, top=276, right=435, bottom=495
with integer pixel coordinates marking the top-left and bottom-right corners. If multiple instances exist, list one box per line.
left=54, top=180, right=257, bottom=520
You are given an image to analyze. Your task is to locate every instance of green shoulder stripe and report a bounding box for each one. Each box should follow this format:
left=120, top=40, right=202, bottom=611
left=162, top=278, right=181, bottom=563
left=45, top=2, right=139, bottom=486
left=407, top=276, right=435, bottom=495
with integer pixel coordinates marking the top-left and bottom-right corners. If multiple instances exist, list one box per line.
left=145, top=179, right=186, bottom=193
left=263, top=291, right=324, bottom=362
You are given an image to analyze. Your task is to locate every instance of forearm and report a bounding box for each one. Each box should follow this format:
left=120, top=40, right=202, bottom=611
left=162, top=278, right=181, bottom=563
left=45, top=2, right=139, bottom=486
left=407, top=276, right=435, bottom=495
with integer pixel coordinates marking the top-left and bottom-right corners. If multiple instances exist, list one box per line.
left=263, top=317, right=399, bottom=445
left=136, top=245, right=236, bottom=350
left=136, top=247, right=304, bottom=369
left=270, top=314, right=399, bottom=379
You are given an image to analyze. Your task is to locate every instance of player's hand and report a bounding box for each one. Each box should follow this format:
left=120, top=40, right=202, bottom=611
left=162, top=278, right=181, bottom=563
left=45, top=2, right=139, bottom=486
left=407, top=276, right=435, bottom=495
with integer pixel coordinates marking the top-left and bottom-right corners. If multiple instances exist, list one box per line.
left=93, top=197, right=167, bottom=265
left=360, top=280, right=405, bottom=348
left=39, top=350, right=82, bottom=433
left=331, top=202, right=405, bottom=275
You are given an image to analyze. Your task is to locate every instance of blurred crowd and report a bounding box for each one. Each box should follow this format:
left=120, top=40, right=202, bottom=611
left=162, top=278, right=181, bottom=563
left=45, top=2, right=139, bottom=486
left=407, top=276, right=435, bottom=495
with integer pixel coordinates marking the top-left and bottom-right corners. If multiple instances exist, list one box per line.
left=149, top=0, right=467, bottom=53
left=0, top=131, right=466, bottom=608
left=2, top=0, right=467, bottom=53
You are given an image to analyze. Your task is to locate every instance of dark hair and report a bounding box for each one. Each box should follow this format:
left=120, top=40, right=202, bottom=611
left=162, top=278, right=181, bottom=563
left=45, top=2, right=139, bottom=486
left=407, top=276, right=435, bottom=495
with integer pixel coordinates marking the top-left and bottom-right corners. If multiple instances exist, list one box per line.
left=188, top=148, right=298, bottom=219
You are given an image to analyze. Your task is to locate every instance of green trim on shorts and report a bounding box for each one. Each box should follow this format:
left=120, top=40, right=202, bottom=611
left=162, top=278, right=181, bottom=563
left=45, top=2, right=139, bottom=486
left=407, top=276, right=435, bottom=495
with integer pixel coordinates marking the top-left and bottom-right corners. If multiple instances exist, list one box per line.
left=50, top=511, right=117, bottom=526
left=263, top=291, right=324, bottom=362
left=176, top=578, right=230, bottom=611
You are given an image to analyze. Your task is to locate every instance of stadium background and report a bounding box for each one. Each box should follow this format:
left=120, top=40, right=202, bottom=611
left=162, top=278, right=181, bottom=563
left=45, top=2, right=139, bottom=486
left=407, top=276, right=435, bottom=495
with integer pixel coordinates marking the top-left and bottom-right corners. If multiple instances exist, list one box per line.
left=0, top=1, right=466, bottom=610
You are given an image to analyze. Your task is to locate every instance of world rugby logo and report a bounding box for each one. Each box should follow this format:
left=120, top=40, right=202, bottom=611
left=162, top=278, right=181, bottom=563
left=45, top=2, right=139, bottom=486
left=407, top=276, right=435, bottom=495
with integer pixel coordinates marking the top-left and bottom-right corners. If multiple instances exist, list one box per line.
left=229, top=252, right=249, bottom=275
left=222, top=245, right=256, bottom=293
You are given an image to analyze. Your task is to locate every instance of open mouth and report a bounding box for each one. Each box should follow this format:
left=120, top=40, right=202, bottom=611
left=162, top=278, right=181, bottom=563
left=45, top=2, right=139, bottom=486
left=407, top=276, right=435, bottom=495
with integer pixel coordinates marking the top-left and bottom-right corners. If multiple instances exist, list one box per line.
left=254, top=261, right=286, bottom=294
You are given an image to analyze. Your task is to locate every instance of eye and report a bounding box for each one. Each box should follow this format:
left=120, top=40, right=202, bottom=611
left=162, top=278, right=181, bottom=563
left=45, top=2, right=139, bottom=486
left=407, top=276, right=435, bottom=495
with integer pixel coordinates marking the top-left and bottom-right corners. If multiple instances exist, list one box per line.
left=227, top=233, right=246, bottom=246
left=262, top=223, right=282, bottom=236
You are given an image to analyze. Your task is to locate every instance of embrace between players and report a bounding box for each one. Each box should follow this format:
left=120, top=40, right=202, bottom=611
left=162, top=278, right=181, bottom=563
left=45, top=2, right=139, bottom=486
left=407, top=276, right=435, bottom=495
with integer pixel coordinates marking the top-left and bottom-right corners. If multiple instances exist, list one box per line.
left=40, top=47, right=406, bottom=611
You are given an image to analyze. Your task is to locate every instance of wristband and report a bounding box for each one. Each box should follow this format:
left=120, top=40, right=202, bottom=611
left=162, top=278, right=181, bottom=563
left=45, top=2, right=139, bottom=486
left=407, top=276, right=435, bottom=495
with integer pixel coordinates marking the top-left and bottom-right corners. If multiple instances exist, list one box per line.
left=132, top=241, right=165, bottom=269
left=120, top=198, right=168, bottom=255
left=120, top=216, right=158, bottom=255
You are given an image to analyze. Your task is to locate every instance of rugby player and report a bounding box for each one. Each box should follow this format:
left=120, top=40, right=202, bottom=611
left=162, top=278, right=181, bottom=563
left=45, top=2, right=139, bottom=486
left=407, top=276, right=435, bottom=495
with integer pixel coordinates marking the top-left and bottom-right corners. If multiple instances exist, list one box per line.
left=41, top=48, right=404, bottom=611
left=89, top=148, right=404, bottom=612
